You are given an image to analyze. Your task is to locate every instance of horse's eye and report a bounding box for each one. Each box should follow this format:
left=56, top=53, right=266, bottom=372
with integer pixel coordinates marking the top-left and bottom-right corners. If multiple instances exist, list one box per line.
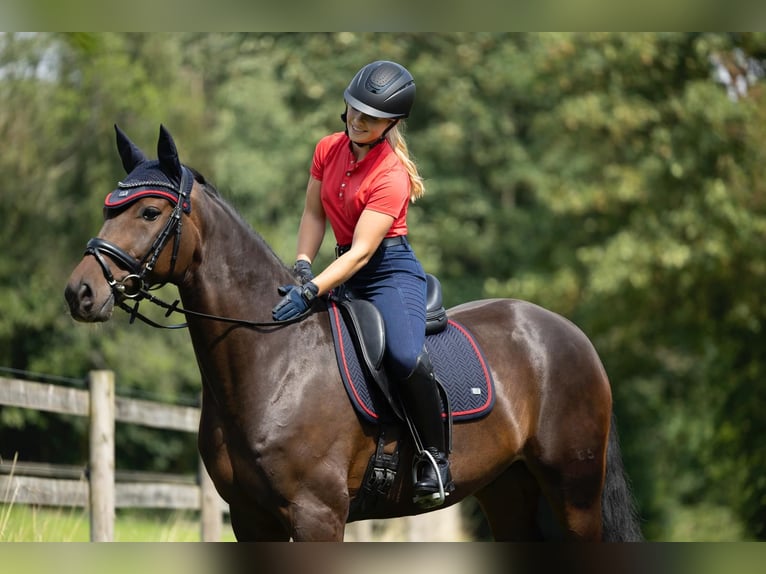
left=142, top=206, right=162, bottom=221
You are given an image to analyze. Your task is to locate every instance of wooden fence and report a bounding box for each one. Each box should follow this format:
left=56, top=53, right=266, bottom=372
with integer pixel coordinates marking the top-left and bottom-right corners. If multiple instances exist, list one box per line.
left=1, top=370, right=467, bottom=542
left=0, top=370, right=225, bottom=541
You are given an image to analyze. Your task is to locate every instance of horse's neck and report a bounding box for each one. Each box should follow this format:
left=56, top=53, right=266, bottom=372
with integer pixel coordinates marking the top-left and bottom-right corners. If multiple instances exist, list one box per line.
left=178, top=190, right=307, bottom=425
left=180, top=190, right=291, bottom=323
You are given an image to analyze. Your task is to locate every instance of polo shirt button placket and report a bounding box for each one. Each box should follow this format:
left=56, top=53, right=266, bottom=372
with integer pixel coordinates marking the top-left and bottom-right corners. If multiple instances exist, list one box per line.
left=341, top=155, right=354, bottom=200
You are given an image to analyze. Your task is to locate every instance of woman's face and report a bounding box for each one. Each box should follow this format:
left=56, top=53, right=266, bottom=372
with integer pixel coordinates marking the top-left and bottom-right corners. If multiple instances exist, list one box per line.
left=345, top=105, right=395, bottom=145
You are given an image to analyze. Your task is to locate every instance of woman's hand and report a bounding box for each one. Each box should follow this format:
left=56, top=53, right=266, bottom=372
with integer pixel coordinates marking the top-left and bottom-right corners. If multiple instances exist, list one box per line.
left=272, top=282, right=319, bottom=321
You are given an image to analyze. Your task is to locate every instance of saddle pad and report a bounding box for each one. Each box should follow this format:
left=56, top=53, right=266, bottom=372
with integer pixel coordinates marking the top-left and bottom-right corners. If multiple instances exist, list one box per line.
left=327, top=301, right=495, bottom=424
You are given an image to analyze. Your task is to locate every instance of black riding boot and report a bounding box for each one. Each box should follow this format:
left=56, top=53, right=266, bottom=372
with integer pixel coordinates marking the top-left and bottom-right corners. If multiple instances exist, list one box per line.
left=399, top=349, right=455, bottom=508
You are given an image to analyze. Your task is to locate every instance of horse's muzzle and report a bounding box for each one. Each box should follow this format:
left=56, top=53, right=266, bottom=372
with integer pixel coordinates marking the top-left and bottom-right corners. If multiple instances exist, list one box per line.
left=64, top=269, right=115, bottom=323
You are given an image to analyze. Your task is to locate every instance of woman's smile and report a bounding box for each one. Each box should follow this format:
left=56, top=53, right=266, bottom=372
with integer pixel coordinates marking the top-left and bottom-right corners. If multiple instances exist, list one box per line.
left=349, top=123, right=368, bottom=137
left=346, top=105, right=393, bottom=145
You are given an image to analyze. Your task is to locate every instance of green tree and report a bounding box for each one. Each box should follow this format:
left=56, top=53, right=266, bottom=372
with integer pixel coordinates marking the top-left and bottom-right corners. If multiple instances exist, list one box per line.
left=478, top=33, right=766, bottom=540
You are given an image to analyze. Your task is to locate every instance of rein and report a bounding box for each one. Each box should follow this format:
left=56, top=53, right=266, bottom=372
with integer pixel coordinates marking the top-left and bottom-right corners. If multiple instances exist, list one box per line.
left=115, top=286, right=313, bottom=330
left=85, top=167, right=311, bottom=330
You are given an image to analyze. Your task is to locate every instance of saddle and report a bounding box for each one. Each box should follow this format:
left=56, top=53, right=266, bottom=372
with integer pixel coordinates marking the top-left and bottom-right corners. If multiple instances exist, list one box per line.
left=329, top=274, right=494, bottom=426
left=332, top=274, right=448, bottom=421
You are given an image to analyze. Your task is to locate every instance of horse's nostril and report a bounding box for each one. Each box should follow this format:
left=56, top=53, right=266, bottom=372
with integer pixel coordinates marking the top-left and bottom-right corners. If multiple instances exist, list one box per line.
left=78, top=282, right=93, bottom=311
left=65, top=281, right=93, bottom=313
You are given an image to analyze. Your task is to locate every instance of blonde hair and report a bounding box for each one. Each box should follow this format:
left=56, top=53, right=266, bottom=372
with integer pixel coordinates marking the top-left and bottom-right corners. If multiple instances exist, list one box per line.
left=386, top=123, right=425, bottom=202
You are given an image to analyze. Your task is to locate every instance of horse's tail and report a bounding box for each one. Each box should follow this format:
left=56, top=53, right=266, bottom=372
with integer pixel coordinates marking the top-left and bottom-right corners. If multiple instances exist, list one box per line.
left=601, top=412, right=643, bottom=541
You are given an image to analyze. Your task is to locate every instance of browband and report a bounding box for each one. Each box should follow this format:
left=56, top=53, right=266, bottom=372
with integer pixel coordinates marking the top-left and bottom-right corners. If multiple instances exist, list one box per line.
left=104, top=165, right=193, bottom=213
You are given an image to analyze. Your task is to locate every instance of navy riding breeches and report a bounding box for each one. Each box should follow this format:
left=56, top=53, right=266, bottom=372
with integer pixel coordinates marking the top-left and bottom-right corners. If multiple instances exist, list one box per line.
left=343, top=238, right=427, bottom=380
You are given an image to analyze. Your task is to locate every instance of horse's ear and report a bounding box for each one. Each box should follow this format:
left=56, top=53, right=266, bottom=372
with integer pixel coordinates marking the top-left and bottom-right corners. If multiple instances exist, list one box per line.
left=157, top=124, right=183, bottom=184
left=114, top=124, right=148, bottom=173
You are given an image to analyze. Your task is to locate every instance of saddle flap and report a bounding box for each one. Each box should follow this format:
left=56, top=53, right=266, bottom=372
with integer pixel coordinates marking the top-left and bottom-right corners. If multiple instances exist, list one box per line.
left=338, top=298, right=386, bottom=371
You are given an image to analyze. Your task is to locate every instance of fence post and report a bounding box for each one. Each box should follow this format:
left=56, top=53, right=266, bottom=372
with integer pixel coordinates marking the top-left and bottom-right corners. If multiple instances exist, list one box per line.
left=199, top=456, right=223, bottom=541
left=89, top=370, right=115, bottom=542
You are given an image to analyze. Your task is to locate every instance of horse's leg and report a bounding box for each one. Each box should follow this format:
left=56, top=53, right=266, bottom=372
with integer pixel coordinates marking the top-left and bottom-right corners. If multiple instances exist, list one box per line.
left=226, top=479, right=346, bottom=541
left=534, top=464, right=604, bottom=541
left=530, top=315, right=612, bottom=541
left=530, top=417, right=609, bottom=541
left=229, top=501, right=291, bottom=542
left=287, top=493, right=348, bottom=541
left=474, top=461, right=545, bottom=541
left=284, top=458, right=352, bottom=541
left=197, top=385, right=291, bottom=541
left=478, top=455, right=604, bottom=541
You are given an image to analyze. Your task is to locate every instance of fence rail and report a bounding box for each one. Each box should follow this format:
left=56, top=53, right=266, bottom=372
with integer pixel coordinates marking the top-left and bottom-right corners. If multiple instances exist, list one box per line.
left=0, top=371, right=225, bottom=541
left=0, top=375, right=199, bottom=431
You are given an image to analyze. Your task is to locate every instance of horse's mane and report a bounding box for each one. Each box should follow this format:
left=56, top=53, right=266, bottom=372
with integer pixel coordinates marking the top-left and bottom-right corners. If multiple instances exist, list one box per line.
left=187, top=166, right=290, bottom=273
left=188, top=166, right=220, bottom=198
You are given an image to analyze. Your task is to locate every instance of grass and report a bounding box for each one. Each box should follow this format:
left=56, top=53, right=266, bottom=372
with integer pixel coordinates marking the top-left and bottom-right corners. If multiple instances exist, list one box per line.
left=0, top=504, right=236, bottom=542
left=663, top=502, right=748, bottom=542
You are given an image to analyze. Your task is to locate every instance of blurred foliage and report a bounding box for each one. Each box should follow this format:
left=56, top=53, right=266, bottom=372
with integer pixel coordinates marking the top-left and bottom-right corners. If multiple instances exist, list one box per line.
left=1, top=32, right=766, bottom=540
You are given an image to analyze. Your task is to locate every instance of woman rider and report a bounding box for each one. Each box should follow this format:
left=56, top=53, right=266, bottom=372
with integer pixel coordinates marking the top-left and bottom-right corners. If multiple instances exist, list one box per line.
left=272, top=60, right=454, bottom=507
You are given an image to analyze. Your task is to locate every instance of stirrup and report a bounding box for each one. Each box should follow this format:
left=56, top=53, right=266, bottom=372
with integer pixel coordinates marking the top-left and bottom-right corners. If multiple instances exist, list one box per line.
left=411, top=449, right=448, bottom=509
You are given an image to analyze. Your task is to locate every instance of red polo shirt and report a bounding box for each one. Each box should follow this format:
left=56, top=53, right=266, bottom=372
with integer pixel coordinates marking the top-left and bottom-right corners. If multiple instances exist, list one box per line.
left=310, top=132, right=410, bottom=246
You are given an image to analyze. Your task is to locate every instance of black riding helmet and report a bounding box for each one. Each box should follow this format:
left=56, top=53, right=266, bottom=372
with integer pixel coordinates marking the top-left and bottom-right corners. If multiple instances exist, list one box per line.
left=344, top=60, right=416, bottom=119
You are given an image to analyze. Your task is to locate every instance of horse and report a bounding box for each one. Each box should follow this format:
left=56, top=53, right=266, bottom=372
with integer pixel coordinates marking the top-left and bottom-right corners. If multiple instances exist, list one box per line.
left=64, top=125, right=642, bottom=541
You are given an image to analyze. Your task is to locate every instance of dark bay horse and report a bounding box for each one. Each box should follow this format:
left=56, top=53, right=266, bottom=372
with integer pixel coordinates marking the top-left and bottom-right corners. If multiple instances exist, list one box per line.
left=64, top=125, right=642, bottom=541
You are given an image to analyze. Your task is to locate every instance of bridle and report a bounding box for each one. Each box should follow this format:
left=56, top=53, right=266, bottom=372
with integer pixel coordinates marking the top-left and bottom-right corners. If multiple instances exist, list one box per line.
left=84, top=167, right=311, bottom=329
left=87, top=167, right=190, bottom=300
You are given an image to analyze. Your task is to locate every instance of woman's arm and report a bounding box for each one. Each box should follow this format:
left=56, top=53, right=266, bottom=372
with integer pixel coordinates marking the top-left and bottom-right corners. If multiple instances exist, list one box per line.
left=295, top=177, right=326, bottom=264
left=311, top=208, right=394, bottom=296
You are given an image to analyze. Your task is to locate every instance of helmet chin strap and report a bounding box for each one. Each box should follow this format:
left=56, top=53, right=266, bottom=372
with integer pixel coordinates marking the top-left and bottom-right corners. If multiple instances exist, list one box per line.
left=340, top=110, right=398, bottom=149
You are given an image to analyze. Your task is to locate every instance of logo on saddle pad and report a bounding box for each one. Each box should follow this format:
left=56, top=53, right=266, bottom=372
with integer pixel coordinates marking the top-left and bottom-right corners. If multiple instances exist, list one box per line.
left=327, top=298, right=495, bottom=424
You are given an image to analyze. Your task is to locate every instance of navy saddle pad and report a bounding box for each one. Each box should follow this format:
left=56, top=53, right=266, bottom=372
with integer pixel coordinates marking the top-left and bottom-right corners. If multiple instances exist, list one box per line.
left=327, top=300, right=495, bottom=424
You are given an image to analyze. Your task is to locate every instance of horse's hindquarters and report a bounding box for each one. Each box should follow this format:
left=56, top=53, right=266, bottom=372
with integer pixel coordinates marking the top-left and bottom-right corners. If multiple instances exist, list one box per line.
left=448, top=298, right=614, bottom=540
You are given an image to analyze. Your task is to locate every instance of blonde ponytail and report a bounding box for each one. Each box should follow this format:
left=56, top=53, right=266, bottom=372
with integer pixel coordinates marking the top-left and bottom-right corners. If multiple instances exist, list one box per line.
left=386, top=123, right=425, bottom=202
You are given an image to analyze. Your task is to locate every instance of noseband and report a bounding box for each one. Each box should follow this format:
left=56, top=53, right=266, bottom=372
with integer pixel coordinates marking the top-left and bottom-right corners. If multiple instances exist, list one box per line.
left=85, top=166, right=191, bottom=302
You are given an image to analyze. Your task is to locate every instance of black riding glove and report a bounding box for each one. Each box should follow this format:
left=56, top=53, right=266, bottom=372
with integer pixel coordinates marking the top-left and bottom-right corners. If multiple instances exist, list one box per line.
left=292, top=259, right=315, bottom=285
